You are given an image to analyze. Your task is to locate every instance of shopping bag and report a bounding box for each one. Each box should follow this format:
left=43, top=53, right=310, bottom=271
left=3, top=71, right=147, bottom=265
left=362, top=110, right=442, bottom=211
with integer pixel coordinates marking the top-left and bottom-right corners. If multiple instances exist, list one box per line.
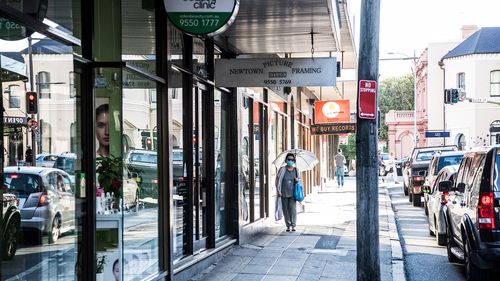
left=294, top=182, right=304, bottom=202
left=274, top=196, right=283, bottom=221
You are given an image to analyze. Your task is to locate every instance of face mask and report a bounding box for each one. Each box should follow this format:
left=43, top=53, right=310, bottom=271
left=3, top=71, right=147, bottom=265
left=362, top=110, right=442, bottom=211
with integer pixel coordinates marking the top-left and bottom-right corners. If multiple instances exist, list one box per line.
left=286, top=160, right=294, bottom=167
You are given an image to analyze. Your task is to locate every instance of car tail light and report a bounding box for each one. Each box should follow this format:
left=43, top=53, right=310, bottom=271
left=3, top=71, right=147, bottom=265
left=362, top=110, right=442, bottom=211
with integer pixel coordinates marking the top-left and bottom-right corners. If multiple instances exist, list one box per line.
left=413, top=176, right=424, bottom=181
left=478, top=192, right=495, bottom=230
left=38, top=193, right=48, bottom=207
left=440, top=192, right=449, bottom=205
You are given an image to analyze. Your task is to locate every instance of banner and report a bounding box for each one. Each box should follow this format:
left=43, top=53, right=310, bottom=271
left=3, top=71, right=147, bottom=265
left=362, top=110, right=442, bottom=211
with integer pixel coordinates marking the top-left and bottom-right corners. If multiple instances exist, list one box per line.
left=314, top=100, right=350, bottom=124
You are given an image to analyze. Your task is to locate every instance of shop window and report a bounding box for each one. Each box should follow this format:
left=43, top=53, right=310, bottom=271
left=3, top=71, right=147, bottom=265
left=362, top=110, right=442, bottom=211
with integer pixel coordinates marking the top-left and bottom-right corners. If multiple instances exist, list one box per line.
left=7, top=84, right=21, bottom=108
left=457, top=72, right=465, bottom=90
left=38, top=71, right=51, bottom=99
left=490, top=70, right=500, bottom=97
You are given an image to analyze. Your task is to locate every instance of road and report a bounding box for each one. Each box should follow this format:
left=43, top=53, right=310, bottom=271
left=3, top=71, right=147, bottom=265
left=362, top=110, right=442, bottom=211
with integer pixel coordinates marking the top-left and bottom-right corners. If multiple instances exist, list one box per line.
left=387, top=183, right=465, bottom=281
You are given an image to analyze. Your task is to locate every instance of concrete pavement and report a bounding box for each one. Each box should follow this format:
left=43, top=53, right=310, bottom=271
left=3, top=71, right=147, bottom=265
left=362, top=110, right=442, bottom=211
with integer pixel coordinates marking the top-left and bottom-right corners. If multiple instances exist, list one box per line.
left=191, top=177, right=406, bottom=281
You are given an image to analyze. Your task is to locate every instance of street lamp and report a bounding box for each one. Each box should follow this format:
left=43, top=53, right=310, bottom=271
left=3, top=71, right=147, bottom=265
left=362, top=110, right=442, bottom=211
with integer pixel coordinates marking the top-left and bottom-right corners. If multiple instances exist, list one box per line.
left=386, top=51, right=418, bottom=148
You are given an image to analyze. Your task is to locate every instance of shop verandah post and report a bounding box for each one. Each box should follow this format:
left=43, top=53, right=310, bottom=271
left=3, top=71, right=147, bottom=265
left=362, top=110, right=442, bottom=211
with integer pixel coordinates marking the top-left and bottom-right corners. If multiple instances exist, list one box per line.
left=356, top=0, right=381, bottom=280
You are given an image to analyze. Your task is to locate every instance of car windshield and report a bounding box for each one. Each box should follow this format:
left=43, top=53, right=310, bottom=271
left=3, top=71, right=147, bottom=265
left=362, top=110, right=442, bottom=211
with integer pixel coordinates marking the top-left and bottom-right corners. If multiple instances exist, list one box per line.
left=437, top=155, right=463, bottom=173
left=4, top=173, right=41, bottom=198
left=130, top=152, right=157, bottom=164
left=54, top=157, right=75, bottom=175
left=416, top=149, right=454, bottom=161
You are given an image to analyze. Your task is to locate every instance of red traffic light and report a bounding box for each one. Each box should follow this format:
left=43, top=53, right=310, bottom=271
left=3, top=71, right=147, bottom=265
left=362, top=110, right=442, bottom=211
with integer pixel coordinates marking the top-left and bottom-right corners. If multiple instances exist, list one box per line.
left=26, top=91, right=38, bottom=114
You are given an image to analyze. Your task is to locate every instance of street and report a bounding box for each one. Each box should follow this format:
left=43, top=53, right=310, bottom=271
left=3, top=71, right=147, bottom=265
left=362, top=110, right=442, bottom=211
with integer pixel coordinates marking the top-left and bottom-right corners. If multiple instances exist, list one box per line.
left=387, top=183, right=465, bottom=281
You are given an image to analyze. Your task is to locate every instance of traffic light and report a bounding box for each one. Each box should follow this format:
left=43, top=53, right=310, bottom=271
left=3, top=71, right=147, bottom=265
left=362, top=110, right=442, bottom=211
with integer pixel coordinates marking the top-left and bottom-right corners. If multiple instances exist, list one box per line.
left=444, top=89, right=451, bottom=104
left=26, top=92, right=38, bottom=114
left=146, top=137, right=152, bottom=150
left=451, top=89, right=459, bottom=103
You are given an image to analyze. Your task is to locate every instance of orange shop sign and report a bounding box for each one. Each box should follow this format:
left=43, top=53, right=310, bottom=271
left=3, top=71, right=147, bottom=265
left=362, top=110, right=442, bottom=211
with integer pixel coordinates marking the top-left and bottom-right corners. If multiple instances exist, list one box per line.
left=314, top=100, right=350, bottom=124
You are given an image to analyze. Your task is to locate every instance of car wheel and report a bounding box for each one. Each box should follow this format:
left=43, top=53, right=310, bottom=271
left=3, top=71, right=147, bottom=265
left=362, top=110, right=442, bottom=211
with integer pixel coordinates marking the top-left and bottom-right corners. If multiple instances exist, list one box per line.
left=413, top=194, right=422, bottom=207
left=49, top=216, right=61, bottom=244
left=464, top=238, right=490, bottom=281
left=446, top=223, right=461, bottom=263
left=2, top=219, right=19, bottom=260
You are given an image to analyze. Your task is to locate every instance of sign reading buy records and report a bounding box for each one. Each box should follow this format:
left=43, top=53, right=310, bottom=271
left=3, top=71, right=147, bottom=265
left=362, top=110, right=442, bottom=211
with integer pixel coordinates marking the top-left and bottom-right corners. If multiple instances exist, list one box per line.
left=215, top=58, right=337, bottom=87
left=165, top=0, right=240, bottom=36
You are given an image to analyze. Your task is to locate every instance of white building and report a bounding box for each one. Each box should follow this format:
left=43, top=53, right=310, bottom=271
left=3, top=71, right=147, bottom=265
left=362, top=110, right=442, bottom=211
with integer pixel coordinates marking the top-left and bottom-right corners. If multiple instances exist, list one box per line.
left=441, top=27, right=500, bottom=149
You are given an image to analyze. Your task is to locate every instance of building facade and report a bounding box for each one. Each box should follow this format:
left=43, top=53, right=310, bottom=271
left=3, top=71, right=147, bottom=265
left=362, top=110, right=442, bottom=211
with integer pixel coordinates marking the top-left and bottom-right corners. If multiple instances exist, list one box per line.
left=0, top=1, right=357, bottom=281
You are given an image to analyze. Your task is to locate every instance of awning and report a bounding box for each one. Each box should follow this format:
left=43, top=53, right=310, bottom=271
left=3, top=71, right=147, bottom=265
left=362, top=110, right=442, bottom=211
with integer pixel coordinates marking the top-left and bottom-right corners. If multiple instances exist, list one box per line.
left=1, top=54, right=28, bottom=82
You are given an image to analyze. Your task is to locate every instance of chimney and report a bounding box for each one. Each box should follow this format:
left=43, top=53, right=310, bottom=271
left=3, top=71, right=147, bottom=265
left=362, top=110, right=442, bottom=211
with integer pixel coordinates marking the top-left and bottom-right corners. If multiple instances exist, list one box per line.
left=461, top=25, right=478, bottom=39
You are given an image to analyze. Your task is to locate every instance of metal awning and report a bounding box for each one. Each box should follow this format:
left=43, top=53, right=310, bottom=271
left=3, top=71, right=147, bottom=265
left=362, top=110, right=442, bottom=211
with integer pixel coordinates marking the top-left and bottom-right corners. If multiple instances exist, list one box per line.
left=0, top=54, right=28, bottom=82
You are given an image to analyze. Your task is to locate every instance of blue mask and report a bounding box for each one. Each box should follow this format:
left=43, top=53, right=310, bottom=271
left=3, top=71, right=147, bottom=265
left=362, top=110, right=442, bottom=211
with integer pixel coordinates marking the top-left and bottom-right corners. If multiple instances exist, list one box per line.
left=286, top=160, right=294, bottom=167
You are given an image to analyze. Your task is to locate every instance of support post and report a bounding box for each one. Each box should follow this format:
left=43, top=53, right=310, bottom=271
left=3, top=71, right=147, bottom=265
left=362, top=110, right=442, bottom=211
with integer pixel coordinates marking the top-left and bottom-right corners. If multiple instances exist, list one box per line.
left=356, top=0, right=381, bottom=280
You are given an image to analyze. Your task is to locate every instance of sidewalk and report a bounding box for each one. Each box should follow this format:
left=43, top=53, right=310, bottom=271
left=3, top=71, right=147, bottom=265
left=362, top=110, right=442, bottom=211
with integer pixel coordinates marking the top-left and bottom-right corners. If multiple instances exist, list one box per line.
left=191, top=177, right=405, bottom=281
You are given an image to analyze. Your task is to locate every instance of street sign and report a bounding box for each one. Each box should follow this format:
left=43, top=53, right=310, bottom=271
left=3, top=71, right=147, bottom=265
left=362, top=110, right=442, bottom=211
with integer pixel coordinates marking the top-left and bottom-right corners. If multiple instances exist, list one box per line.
left=468, top=97, right=488, bottom=103
left=358, top=80, right=377, bottom=119
left=215, top=58, right=337, bottom=87
left=27, top=118, right=38, bottom=129
left=165, top=0, right=239, bottom=36
left=425, top=131, right=450, bottom=138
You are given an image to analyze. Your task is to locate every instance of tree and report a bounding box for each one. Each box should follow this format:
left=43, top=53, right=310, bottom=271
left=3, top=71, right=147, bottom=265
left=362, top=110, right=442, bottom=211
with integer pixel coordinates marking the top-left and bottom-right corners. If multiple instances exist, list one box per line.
left=339, top=134, right=356, bottom=161
left=378, top=74, right=414, bottom=141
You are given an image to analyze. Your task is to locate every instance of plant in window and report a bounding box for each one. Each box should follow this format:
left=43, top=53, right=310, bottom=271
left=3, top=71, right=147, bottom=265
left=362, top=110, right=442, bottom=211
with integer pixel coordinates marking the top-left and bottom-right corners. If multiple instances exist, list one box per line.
left=96, top=155, right=122, bottom=199
left=96, top=255, right=106, bottom=273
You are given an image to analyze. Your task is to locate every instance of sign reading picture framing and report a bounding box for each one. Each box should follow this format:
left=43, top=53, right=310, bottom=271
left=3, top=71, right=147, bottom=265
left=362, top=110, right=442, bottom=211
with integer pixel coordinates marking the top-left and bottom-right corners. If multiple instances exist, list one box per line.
left=215, top=58, right=337, bottom=87
left=164, top=0, right=240, bottom=36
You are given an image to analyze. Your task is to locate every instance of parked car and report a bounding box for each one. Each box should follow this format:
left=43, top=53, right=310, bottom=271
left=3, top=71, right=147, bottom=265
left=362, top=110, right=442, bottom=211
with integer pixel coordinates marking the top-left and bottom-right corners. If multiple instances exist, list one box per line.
left=35, top=153, right=59, bottom=168
left=403, top=145, right=458, bottom=207
left=4, top=166, right=75, bottom=244
left=395, top=156, right=409, bottom=177
left=125, top=149, right=158, bottom=199
left=1, top=193, right=20, bottom=260
left=442, top=145, right=500, bottom=280
left=423, top=151, right=464, bottom=215
left=53, top=152, right=76, bottom=183
left=426, top=165, right=458, bottom=246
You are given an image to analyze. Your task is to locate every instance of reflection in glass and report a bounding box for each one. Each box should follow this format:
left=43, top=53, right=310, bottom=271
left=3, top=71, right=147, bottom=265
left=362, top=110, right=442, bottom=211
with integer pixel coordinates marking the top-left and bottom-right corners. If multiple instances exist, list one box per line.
left=241, top=97, right=250, bottom=223
left=214, top=90, right=227, bottom=238
left=253, top=102, right=261, bottom=220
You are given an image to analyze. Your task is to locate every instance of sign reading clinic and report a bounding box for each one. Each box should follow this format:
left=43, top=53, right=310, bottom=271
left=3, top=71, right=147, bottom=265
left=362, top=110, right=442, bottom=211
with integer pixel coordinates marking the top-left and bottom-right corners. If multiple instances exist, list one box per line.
left=165, top=0, right=240, bottom=36
left=358, top=80, right=377, bottom=119
left=215, top=58, right=337, bottom=87
left=314, top=100, right=350, bottom=124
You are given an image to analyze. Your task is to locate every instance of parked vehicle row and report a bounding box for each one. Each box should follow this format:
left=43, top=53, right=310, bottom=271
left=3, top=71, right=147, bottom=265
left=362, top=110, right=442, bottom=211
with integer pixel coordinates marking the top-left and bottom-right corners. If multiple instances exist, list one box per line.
left=402, top=145, right=500, bottom=280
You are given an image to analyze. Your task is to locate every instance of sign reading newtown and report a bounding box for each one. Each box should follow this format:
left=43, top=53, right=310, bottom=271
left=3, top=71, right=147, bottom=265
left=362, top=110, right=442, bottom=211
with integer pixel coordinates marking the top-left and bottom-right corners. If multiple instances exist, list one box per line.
left=215, top=58, right=337, bottom=87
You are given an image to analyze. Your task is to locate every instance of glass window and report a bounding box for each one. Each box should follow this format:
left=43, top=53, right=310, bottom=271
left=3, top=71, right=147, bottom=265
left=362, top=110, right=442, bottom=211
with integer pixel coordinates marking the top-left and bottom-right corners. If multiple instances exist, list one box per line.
left=253, top=101, right=262, bottom=220
left=241, top=96, right=250, bottom=224
left=457, top=72, right=465, bottom=90
left=193, top=38, right=208, bottom=78
left=7, top=84, right=21, bottom=108
left=37, top=71, right=51, bottom=99
left=490, top=70, right=500, bottom=97
left=215, top=90, right=228, bottom=238
left=436, top=155, right=464, bottom=172
left=1, top=37, right=81, bottom=281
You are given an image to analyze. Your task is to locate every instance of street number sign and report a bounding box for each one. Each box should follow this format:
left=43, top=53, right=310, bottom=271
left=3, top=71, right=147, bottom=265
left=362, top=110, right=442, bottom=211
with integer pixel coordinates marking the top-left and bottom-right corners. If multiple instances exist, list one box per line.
left=358, top=80, right=377, bottom=119
left=165, top=0, right=240, bottom=36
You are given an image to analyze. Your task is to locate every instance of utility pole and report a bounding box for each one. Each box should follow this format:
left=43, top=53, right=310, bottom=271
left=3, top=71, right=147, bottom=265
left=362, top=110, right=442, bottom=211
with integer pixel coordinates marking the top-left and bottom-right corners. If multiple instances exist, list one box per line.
left=356, top=0, right=381, bottom=280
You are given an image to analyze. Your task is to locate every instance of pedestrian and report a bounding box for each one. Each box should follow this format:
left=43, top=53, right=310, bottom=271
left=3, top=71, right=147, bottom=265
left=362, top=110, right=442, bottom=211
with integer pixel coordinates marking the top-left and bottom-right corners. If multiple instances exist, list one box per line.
left=391, top=153, right=399, bottom=184
left=334, top=149, right=345, bottom=187
left=276, top=153, right=300, bottom=232
left=25, top=145, right=33, bottom=165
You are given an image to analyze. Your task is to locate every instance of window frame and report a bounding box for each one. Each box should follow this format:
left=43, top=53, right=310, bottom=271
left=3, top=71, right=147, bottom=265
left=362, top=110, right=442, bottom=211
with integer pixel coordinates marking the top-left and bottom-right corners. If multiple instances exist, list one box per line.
left=457, top=72, right=465, bottom=90
left=490, top=70, right=500, bottom=97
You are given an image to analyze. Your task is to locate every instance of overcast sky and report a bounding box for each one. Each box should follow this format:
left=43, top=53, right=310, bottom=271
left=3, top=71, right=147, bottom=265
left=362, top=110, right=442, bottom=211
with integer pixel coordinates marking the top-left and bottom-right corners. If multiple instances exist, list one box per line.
left=349, top=0, right=500, bottom=79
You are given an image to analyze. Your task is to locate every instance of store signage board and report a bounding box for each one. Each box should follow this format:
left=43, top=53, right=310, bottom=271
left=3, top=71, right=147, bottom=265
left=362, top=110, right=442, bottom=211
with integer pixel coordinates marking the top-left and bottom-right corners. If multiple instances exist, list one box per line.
left=165, top=0, right=240, bottom=36
left=215, top=58, right=337, bottom=87
left=0, top=0, right=47, bottom=41
left=314, top=100, right=350, bottom=124
left=311, top=123, right=356, bottom=135
left=358, top=80, right=377, bottom=119
left=4, top=116, right=27, bottom=126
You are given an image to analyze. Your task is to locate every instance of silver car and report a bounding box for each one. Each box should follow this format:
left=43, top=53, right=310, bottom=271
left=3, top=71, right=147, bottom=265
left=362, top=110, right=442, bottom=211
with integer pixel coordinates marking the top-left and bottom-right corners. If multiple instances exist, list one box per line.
left=426, top=165, right=458, bottom=246
left=4, top=166, right=75, bottom=244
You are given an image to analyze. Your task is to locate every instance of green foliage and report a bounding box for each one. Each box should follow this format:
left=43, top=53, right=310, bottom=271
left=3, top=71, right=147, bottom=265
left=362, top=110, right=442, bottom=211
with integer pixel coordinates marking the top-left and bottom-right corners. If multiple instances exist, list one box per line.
left=339, top=134, right=356, bottom=161
left=379, top=74, right=414, bottom=140
left=96, top=155, right=123, bottom=198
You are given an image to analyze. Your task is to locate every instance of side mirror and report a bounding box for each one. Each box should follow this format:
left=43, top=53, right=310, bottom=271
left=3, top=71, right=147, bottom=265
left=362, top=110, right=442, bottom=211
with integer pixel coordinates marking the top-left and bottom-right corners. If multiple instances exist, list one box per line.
left=438, top=181, right=452, bottom=192
left=457, top=182, right=466, bottom=193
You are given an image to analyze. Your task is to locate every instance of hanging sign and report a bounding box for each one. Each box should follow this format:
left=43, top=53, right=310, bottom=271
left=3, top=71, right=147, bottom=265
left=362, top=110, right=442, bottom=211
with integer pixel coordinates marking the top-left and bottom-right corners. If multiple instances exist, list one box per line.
left=164, top=0, right=240, bottom=36
left=0, top=0, right=47, bottom=41
left=314, top=100, right=350, bottom=124
left=311, top=123, right=356, bottom=135
left=215, top=58, right=337, bottom=87
left=358, top=80, right=377, bottom=119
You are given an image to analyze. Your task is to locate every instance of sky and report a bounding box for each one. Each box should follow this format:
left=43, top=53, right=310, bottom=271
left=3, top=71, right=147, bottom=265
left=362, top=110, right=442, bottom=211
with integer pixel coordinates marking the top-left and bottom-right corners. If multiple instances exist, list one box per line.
left=349, top=0, right=500, bottom=79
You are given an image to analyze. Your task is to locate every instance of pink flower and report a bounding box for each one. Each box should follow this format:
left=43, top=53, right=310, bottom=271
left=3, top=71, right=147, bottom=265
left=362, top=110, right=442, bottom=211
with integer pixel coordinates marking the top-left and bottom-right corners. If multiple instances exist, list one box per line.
left=96, top=188, right=104, bottom=197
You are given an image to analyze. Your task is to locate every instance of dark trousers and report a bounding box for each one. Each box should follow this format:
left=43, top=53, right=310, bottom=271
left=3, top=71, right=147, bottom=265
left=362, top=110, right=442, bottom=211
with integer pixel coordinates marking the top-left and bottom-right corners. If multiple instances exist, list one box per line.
left=281, top=197, right=297, bottom=228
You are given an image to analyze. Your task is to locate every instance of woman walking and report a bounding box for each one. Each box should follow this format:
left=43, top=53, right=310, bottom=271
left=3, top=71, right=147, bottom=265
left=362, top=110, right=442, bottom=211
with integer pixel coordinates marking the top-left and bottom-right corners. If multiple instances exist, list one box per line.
left=276, top=153, right=300, bottom=232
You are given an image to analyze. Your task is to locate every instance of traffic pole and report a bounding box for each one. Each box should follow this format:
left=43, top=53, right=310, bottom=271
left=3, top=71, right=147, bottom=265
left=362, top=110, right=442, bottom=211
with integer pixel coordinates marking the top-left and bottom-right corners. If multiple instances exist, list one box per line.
left=356, top=0, right=381, bottom=280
